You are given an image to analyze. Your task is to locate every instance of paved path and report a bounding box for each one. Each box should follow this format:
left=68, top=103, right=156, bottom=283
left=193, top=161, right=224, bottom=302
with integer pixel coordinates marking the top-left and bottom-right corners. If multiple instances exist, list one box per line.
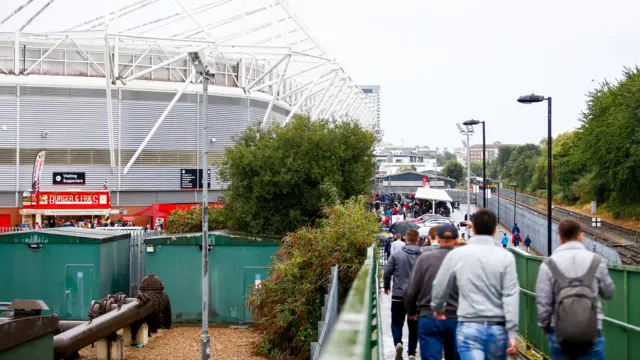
left=379, top=205, right=527, bottom=359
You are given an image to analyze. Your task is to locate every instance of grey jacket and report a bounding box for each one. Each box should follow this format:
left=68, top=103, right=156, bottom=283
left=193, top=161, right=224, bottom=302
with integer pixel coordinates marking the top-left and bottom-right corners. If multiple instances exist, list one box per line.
left=535, top=241, right=614, bottom=332
left=405, top=246, right=458, bottom=318
left=431, top=235, right=520, bottom=339
left=383, top=244, right=422, bottom=298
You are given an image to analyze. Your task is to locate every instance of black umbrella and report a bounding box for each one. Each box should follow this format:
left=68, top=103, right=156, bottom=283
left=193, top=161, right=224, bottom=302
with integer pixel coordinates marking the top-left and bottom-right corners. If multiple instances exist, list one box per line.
left=389, top=221, right=420, bottom=236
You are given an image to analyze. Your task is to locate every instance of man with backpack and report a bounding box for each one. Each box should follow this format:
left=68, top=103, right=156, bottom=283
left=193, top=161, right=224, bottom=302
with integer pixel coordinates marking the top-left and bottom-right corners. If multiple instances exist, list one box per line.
left=535, top=219, right=614, bottom=359
left=512, top=232, right=521, bottom=248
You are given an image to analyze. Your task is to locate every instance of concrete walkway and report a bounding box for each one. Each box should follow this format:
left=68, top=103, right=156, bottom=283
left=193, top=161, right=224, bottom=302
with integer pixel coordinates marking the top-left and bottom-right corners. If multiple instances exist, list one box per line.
left=379, top=205, right=525, bottom=359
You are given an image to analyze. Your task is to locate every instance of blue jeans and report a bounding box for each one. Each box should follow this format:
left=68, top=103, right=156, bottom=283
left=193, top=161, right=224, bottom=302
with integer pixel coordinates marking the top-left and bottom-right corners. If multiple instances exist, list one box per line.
left=456, top=322, right=508, bottom=360
left=548, top=332, right=604, bottom=360
left=419, top=316, right=459, bottom=360
left=391, top=298, right=418, bottom=356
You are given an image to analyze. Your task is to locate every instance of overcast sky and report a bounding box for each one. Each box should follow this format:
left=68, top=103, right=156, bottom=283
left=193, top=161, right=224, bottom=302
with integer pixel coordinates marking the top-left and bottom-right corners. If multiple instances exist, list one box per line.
left=3, top=0, right=639, bottom=151
left=291, top=0, right=640, bottom=150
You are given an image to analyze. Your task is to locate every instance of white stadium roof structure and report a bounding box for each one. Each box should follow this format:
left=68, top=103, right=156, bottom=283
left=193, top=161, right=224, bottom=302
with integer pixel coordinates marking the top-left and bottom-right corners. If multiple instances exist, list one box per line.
left=0, top=0, right=376, bottom=171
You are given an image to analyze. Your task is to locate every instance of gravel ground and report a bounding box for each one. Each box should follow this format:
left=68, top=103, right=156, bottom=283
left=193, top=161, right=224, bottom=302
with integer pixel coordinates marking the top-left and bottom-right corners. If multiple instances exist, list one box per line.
left=78, top=326, right=267, bottom=360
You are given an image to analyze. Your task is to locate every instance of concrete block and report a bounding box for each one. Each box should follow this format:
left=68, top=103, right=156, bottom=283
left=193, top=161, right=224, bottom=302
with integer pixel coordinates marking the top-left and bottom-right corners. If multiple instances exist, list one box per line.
left=123, top=327, right=133, bottom=346
left=96, top=337, right=124, bottom=360
left=135, top=323, right=149, bottom=346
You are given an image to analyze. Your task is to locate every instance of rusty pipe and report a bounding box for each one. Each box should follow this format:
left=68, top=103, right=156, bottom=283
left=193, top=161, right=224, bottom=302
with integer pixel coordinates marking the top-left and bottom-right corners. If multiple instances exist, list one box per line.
left=58, top=320, right=86, bottom=332
left=53, top=299, right=156, bottom=359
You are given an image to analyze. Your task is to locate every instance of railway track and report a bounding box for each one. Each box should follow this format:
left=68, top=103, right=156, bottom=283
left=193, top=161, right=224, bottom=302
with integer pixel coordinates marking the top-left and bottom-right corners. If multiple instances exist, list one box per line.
left=496, top=193, right=640, bottom=265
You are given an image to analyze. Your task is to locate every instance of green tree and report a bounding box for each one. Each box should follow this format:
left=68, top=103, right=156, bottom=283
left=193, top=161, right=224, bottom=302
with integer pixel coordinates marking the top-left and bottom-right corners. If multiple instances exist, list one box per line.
left=398, top=165, right=418, bottom=172
left=442, top=160, right=464, bottom=182
left=219, top=115, right=376, bottom=235
left=436, top=151, right=457, bottom=166
left=577, top=67, right=640, bottom=217
left=470, top=162, right=483, bottom=177
left=502, top=144, right=541, bottom=191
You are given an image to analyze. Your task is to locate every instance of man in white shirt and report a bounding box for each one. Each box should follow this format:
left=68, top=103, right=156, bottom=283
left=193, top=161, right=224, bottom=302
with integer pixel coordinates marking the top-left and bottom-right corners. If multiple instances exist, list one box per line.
left=390, top=233, right=405, bottom=255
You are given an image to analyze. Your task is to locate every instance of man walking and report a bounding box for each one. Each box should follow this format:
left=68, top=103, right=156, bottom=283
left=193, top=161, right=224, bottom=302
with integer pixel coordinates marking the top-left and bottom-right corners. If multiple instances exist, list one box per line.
left=524, top=235, right=532, bottom=253
left=390, top=233, right=405, bottom=256
left=384, top=229, right=422, bottom=360
left=432, top=209, right=519, bottom=359
left=405, top=224, right=460, bottom=360
left=535, top=219, right=614, bottom=360
left=501, top=232, right=509, bottom=248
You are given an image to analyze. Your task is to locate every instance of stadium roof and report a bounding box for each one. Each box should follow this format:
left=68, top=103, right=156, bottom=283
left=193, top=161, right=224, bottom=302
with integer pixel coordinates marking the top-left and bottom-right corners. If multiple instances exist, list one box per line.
left=0, top=0, right=376, bottom=126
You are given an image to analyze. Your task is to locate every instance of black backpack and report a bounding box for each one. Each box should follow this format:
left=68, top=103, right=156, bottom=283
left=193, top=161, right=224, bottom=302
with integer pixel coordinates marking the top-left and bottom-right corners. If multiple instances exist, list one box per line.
left=545, top=255, right=601, bottom=357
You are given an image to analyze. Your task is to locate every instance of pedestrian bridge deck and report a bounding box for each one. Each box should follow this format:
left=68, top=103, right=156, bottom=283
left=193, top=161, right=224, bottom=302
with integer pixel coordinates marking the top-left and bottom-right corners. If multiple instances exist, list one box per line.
left=320, top=236, right=640, bottom=359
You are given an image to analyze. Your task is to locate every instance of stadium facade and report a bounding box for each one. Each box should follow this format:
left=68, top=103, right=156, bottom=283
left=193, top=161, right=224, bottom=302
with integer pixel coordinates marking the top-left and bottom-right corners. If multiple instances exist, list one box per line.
left=0, top=0, right=376, bottom=227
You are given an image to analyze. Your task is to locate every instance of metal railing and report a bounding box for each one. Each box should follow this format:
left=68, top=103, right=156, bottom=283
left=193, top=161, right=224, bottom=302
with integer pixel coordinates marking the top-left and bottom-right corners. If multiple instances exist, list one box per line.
left=513, top=248, right=640, bottom=359
left=320, top=246, right=383, bottom=360
left=311, top=265, right=340, bottom=359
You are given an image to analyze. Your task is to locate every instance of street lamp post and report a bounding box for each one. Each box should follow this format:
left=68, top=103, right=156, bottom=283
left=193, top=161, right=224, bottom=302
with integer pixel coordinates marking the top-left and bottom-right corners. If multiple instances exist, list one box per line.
left=462, top=119, right=486, bottom=208
left=518, top=94, right=552, bottom=256
left=510, top=183, right=517, bottom=228
left=497, top=176, right=501, bottom=223
left=188, top=50, right=215, bottom=360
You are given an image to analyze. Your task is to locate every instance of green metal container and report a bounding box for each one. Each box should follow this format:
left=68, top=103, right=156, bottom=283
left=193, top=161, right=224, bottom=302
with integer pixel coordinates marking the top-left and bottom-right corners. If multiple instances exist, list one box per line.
left=0, top=315, right=58, bottom=360
left=145, top=230, right=280, bottom=323
left=0, top=228, right=131, bottom=320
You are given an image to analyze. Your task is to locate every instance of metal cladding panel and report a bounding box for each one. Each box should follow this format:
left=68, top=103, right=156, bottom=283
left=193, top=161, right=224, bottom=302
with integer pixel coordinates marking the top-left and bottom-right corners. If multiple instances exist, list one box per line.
left=19, top=88, right=119, bottom=149
left=155, top=191, right=199, bottom=204
left=207, top=97, right=249, bottom=152
left=0, top=191, right=15, bottom=207
left=18, top=165, right=112, bottom=192
left=120, top=97, right=198, bottom=151
left=115, top=191, right=158, bottom=206
left=0, top=86, right=16, bottom=148
left=0, top=167, right=15, bottom=191
left=121, top=166, right=222, bottom=191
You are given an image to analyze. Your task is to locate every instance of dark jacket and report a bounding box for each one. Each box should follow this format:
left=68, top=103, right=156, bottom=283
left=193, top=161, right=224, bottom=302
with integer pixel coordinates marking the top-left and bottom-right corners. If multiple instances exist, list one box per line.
left=405, top=246, right=458, bottom=318
left=383, top=244, right=422, bottom=298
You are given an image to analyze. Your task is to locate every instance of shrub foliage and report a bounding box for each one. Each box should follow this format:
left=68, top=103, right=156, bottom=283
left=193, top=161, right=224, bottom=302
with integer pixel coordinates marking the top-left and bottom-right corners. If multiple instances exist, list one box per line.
left=165, top=206, right=228, bottom=234
left=247, top=197, right=379, bottom=359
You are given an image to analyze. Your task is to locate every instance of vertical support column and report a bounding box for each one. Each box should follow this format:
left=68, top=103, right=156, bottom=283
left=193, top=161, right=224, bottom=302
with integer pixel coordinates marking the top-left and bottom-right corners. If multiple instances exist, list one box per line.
left=15, top=85, right=20, bottom=207
left=113, top=36, right=119, bottom=78
left=14, top=31, right=19, bottom=74
left=117, top=88, right=122, bottom=206
left=200, top=74, right=211, bottom=360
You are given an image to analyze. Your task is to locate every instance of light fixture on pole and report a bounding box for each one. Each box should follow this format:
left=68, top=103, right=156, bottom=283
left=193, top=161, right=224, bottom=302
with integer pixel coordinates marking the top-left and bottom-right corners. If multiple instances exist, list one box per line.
left=188, top=49, right=215, bottom=360
left=518, top=93, right=552, bottom=256
left=462, top=119, right=486, bottom=208
left=510, top=183, right=518, bottom=229
left=456, top=123, right=474, bottom=214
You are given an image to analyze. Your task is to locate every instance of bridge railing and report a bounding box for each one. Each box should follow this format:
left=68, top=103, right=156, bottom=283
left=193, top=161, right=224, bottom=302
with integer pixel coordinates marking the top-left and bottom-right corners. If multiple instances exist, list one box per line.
left=513, top=248, right=640, bottom=359
left=320, top=245, right=383, bottom=360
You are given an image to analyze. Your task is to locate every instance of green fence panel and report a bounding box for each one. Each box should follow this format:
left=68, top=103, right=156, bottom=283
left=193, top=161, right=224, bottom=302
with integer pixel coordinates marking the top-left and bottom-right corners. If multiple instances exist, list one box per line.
left=512, top=249, right=640, bottom=359
left=320, top=246, right=381, bottom=360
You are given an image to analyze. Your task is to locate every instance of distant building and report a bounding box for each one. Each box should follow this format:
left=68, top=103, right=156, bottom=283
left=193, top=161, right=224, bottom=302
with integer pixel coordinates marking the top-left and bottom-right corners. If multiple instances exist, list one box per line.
left=469, top=142, right=502, bottom=163
left=375, top=171, right=456, bottom=193
left=374, top=142, right=440, bottom=175
left=360, top=85, right=381, bottom=139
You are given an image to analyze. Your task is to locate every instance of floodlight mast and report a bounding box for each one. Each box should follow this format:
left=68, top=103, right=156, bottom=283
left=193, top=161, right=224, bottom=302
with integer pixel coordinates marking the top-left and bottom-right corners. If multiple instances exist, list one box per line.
left=188, top=49, right=214, bottom=360
left=457, top=124, right=473, bottom=215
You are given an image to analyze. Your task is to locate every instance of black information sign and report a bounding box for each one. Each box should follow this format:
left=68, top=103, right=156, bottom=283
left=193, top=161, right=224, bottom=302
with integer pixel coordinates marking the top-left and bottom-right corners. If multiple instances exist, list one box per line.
left=180, top=169, right=211, bottom=189
left=53, top=172, right=86, bottom=185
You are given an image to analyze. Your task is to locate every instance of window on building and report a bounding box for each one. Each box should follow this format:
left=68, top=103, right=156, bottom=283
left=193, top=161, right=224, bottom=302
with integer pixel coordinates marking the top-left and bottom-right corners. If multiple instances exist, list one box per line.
left=395, top=159, right=402, bottom=163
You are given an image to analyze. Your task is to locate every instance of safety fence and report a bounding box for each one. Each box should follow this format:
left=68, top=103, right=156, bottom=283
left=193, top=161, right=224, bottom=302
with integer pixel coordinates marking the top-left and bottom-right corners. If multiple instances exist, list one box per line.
left=513, top=249, right=640, bottom=359
left=445, top=189, right=477, bottom=205
left=320, top=246, right=383, bottom=360
left=311, top=265, right=340, bottom=360
left=478, top=192, right=622, bottom=265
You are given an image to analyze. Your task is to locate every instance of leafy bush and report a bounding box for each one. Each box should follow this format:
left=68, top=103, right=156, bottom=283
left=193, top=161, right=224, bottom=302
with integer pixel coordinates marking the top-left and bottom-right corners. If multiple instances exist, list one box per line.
left=165, top=206, right=228, bottom=234
left=247, top=197, right=379, bottom=359
left=219, top=115, right=376, bottom=235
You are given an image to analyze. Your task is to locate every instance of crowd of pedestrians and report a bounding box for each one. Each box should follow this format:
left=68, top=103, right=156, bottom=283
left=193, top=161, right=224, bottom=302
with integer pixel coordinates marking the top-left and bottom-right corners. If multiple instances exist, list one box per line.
left=383, top=208, right=615, bottom=360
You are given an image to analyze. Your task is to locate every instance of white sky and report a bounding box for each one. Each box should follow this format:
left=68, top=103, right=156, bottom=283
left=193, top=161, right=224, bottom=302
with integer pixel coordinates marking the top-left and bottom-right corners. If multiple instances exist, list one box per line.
left=3, top=0, right=639, bottom=150
left=291, top=0, right=640, bottom=149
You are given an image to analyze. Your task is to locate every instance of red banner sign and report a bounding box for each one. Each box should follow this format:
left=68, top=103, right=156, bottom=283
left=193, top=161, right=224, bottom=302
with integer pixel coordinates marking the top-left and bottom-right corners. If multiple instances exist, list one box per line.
left=22, top=191, right=111, bottom=210
left=422, top=176, right=428, bottom=188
